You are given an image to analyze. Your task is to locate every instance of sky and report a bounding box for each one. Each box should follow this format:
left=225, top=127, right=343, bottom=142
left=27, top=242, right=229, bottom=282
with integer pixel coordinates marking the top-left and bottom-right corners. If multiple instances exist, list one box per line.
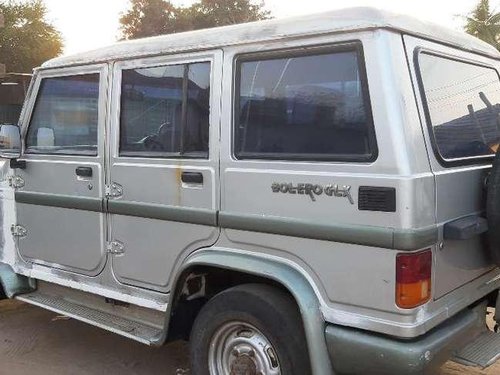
left=42, top=0, right=500, bottom=55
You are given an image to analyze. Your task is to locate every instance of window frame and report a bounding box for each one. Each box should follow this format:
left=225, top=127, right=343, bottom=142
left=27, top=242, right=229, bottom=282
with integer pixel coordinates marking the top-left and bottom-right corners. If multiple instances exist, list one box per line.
left=117, top=58, right=212, bottom=160
left=232, top=42, right=378, bottom=163
left=24, top=69, right=104, bottom=157
left=414, top=47, right=500, bottom=167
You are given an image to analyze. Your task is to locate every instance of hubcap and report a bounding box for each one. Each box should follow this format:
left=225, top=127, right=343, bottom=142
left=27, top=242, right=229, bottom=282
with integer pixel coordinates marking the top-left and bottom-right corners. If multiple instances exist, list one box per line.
left=208, top=321, right=281, bottom=375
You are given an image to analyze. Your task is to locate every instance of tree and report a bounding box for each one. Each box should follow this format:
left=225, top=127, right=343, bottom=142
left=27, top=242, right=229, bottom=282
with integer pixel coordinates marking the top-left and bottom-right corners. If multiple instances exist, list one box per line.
left=119, top=0, right=186, bottom=40
left=464, top=0, right=500, bottom=50
left=120, top=0, right=270, bottom=40
left=0, top=0, right=63, bottom=73
left=184, top=0, right=270, bottom=30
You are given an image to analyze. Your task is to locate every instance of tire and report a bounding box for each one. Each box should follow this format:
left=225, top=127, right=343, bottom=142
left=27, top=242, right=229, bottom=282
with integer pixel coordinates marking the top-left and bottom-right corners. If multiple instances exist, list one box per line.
left=189, top=283, right=311, bottom=375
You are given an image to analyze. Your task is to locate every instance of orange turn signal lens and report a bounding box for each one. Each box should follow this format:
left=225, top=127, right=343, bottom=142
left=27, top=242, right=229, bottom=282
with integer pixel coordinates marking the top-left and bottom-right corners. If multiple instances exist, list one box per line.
left=396, top=250, right=432, bottom=309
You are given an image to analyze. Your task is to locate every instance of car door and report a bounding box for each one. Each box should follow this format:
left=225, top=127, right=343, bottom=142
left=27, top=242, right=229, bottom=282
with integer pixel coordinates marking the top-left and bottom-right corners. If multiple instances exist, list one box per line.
left=107, top=51, right=221, bottom=292
left=13, top=65, right=108, bottom=276
left=404, top=35, right=495, bottom=298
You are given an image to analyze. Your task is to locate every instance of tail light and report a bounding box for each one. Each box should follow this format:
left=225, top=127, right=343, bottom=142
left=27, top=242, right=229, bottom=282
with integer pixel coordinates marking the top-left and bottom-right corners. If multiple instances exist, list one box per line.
left=396, top=250, right=432, bottom=309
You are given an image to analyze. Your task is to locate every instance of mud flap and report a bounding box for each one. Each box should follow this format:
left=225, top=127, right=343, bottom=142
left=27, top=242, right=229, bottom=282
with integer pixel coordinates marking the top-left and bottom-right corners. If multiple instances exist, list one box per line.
left=0, top=263, right=36, bottom=298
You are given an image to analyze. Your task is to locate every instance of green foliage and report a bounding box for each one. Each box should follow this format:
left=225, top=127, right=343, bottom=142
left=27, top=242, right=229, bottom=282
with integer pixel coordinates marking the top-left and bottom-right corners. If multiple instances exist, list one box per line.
left=464, top=0, right=500, bottom=50
left=0, top=0, right=63, bottom=73
left=185, top=0, right=271, bottom=29
left=120, top=0, right=271, bottom=40
left=119, top=0, right=184, bottom=39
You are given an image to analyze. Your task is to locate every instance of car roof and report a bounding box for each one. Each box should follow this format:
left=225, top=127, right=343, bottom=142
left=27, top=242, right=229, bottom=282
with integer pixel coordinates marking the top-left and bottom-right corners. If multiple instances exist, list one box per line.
left=42, top=6, right=500, bottom=69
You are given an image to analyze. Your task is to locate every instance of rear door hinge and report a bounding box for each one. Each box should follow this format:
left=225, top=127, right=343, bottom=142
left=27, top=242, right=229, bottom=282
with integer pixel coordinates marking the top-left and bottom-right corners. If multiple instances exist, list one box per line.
left=11, top=224, right=27, bottom=238
left=105, top=182, right=123, bottom=199
left=107, top=240, right=125, bottom=255
left=8, top=175, right=25, bottom=189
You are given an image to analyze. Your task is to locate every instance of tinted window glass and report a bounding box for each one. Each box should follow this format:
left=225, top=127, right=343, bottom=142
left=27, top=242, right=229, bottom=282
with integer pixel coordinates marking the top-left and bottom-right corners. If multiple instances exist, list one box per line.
left=120, top=62, right=210, bottom=158
left=235, top=48, right=375, bottom=161
left=419, top=53, right=500, bottom=161
left=26, top=74, right=100, bottom=155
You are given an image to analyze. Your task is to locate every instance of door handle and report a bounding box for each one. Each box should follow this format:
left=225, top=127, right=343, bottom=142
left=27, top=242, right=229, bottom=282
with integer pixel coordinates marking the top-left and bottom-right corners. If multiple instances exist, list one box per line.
left=181, top=171, right=203, bottom=184
left=76, top=166, right=93, bottom=178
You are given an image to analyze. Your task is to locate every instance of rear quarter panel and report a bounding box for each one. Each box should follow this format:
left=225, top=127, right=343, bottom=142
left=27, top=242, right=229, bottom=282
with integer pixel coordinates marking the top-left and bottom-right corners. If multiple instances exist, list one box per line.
left=217, top=30, right=438, bottom=337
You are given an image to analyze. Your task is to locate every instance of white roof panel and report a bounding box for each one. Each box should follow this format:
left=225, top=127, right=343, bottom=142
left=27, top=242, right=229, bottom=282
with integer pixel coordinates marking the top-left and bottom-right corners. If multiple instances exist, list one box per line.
left=43, top=7, right=500, bottom=69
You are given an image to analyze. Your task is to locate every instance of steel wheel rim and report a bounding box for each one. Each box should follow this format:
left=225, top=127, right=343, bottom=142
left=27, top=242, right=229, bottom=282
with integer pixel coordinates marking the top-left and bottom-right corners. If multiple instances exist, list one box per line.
left=208, top=320, right=282, bottom=375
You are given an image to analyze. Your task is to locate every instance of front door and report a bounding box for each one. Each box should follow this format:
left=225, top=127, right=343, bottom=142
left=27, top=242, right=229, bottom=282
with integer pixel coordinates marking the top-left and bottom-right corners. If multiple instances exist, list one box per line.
left=14, top=65, right=108, bottom=276
left=107, top=52, right=221, bottom=292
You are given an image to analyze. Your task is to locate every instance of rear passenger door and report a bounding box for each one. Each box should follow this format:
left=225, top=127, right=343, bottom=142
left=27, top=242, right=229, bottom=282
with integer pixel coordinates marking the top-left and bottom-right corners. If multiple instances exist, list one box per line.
left=108, top=52, right=221, bottom=292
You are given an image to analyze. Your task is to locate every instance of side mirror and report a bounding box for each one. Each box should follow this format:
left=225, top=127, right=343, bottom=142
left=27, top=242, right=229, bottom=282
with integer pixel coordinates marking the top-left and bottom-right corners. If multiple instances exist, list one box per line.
left=0, top=124, right=21, bottom=159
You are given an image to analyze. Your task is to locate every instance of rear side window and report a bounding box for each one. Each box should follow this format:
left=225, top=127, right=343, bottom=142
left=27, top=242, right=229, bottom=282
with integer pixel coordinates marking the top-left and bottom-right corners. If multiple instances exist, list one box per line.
left=418, top=52, right=500, bottom=162
left=234, top=45, right=376, bottom=161
left=120, top=62, right=210, bottom=158
left=26, top=74, right=100, bottom=155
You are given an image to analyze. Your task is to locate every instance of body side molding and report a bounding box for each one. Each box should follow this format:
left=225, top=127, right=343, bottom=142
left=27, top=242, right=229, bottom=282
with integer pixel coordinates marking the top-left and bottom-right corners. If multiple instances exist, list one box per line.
left=220, top=212, right=438, bottom=251
left=15, top=191, right=103, bottom=213
left=108, top=200, right=217, bottom=226
left=14, top=192, right=437, bottom=251
left=155, top=248, right=334, bottom=375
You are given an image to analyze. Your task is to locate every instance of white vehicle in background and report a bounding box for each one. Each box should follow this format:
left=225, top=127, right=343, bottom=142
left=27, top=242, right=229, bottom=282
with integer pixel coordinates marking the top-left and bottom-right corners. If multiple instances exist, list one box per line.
left=1, top=7, right=500, bottom=375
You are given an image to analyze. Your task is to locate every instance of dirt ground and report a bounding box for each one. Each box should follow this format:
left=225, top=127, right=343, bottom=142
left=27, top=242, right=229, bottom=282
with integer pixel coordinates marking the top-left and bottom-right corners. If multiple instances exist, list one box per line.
left=0, top=300, right=499, bottom=375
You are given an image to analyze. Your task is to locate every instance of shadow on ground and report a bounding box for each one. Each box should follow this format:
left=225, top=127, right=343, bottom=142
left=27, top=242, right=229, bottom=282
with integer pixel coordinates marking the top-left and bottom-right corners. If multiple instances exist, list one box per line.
left=0, top=300, right=189, bottom=374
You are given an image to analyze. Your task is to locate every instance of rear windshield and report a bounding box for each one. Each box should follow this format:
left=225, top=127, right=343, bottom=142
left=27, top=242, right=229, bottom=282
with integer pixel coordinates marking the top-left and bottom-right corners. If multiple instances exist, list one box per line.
left=418, top=52, right=500, bottom=162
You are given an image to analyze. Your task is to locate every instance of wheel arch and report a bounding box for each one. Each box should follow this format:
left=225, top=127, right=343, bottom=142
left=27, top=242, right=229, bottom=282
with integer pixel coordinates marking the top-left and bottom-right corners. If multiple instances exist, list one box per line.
left=154, top=248, right=334, bottom=375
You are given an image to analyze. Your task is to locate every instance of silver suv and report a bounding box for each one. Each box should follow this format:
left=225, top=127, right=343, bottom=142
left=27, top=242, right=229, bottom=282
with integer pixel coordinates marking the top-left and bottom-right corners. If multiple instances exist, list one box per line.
left=0, top=7, right=500, bottom=375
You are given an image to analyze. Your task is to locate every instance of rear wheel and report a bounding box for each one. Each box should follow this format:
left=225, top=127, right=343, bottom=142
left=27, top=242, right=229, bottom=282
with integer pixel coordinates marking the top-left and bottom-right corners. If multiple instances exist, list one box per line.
left=189, top=283, right=311, bottom=375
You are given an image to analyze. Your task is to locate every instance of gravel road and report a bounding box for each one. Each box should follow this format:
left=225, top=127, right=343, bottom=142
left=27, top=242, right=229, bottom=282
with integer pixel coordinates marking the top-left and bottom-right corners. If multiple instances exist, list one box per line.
left=0, top=300, right=498, bottom=374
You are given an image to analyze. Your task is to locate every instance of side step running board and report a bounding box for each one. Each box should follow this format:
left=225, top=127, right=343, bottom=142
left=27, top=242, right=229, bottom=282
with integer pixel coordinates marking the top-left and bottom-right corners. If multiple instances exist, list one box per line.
left=453, top=330, right=500, bottom=368
left=17, top=292, right=163, bottom=345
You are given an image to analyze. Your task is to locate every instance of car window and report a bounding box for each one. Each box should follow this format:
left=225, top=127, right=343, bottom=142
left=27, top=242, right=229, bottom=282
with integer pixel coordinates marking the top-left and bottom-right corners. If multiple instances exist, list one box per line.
left=418, top=53, right=500, bottom=162
left=26, top=74, right=100, bottom=156
left=234, top=46, right=376, bottom=161
left=120, top=62, right=210, bottom=158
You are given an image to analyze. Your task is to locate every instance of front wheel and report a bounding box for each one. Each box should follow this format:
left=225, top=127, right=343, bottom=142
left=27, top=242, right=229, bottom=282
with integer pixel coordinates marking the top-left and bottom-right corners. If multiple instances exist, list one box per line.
left=189, top=283, right=311, bottom=375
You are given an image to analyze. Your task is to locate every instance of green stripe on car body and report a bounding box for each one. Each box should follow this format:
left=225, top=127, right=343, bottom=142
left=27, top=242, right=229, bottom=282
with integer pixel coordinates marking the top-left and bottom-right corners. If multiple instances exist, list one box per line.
left=15, top=191, right=103, bottom=213
left=14, top=192, right=437, bottom=250
left=107, top=200, right=217, bottom=226
left=219, top=212, right=438, bottom=251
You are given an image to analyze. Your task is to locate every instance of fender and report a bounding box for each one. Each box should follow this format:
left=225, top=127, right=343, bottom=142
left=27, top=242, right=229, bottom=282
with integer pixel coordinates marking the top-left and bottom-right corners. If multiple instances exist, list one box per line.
left=154, top=248, right=334, bottom=375
left=0, top=263, right=36, bottom=298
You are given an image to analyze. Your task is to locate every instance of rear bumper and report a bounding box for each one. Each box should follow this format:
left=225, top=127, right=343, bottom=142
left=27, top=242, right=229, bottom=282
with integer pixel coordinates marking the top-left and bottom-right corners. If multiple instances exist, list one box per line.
left=325, top=304, right=486, bottom=375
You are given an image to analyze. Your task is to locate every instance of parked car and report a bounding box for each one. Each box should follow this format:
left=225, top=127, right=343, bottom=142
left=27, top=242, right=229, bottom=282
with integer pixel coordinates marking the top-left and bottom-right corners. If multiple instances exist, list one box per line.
left=1, top=6, right=500, bottom=375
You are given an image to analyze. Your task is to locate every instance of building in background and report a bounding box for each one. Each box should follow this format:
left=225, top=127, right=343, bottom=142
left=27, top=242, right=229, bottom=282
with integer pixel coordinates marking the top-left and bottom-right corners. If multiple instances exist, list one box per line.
left=0, top=73, right=32, bottom=125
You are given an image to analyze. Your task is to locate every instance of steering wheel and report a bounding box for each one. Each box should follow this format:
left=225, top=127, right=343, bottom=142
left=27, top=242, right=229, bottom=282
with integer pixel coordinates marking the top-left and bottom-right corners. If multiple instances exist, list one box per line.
left=143, top=135, right=164, bottom=151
